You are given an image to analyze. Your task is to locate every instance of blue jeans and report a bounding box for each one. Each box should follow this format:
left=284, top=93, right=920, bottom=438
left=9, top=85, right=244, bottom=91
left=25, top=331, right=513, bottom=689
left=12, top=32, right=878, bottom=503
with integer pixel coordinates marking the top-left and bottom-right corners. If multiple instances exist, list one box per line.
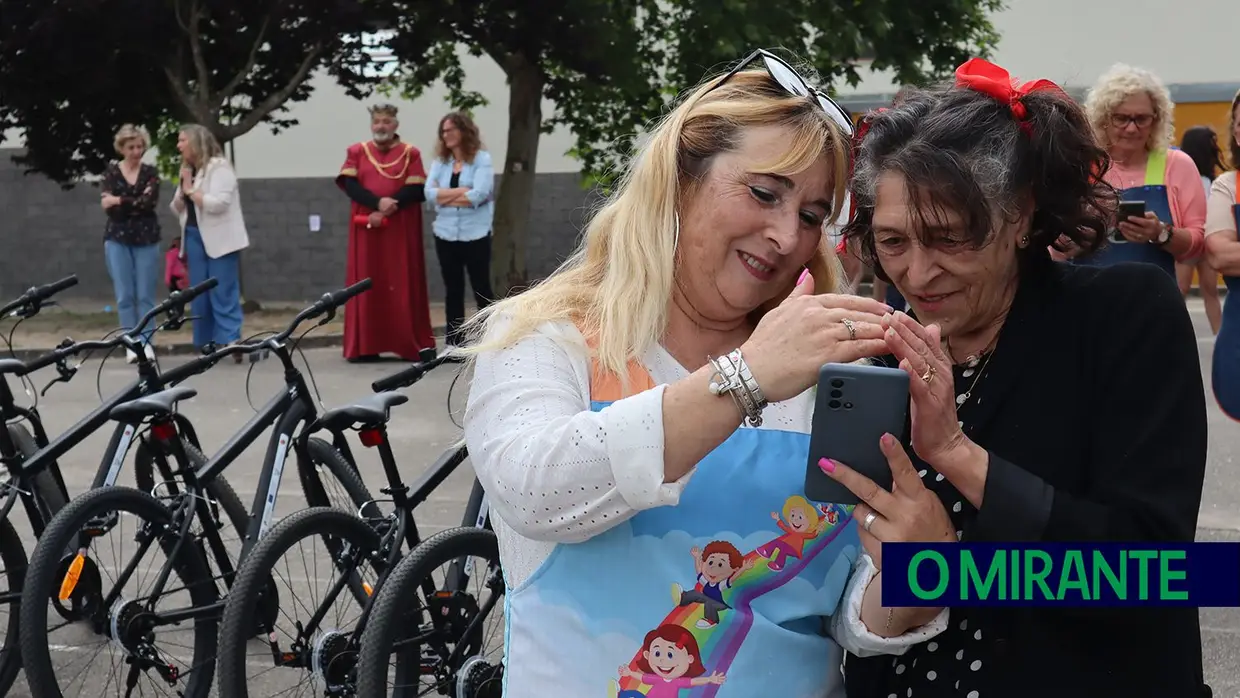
left=183, top=226, right=243, bottom=349
left=103, top=240, right=160, bottom=345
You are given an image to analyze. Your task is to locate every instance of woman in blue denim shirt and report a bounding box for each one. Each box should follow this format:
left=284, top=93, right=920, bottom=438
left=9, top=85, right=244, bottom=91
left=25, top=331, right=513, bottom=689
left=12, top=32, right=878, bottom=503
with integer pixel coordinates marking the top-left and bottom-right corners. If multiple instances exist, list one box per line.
left=426, top=112, right=495, bottom=347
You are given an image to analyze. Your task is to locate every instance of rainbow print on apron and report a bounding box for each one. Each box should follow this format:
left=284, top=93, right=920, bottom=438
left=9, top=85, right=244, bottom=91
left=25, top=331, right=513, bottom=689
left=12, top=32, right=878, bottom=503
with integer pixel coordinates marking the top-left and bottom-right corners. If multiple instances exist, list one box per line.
left=500, top=333, right=862, bottom=698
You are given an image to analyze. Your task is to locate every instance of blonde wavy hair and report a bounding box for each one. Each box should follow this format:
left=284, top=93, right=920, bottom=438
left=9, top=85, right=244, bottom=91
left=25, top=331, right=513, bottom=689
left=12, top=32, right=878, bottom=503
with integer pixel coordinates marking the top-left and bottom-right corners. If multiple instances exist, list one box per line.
left=113, top=124, right=150, bottom=156
left=179, top=123, right=225, bottom=167
left=1084, top=63, right=1176, bottom=153
left=460, top=64, right=851, bottom=381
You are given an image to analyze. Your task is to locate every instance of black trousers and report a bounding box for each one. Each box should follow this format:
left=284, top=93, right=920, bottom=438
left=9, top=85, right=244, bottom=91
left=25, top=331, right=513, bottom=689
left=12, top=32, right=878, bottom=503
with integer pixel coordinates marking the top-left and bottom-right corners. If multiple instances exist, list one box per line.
left=435, top=234, right=494, bottom=344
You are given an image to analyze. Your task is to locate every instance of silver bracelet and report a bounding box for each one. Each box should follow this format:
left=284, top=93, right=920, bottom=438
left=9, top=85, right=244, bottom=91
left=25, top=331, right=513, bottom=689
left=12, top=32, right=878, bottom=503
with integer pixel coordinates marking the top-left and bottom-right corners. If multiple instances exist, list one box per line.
left=708, top=350, right=766, bottom=427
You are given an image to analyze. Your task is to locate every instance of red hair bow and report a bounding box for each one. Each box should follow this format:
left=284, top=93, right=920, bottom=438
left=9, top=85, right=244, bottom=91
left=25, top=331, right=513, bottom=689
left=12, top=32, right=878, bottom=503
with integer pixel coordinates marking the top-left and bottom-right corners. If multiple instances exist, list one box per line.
left=954, top=58, right=1066, bottom=126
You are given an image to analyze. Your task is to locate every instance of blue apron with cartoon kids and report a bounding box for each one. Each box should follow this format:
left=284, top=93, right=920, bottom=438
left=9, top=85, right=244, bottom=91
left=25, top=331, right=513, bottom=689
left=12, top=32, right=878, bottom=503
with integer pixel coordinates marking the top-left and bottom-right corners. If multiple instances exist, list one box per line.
left=500, top=345, right=861, bottom=698
left=1213, top=172, right=1240, bottom=421
left=1075, top=149, right=1177, bottom=279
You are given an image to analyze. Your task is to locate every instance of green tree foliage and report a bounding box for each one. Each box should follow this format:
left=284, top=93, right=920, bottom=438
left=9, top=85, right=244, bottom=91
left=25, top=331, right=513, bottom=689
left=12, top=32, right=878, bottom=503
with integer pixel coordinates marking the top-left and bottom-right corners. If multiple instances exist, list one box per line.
left=377, top=0, right=1003, bottom=295
left=0, top=0, right=385, bottom=184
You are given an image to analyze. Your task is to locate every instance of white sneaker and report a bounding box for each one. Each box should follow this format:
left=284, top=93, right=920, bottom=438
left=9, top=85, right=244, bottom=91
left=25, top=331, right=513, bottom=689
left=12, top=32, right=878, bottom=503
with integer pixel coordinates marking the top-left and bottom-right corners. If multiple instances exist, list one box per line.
left=144, top=344, right=156, bottom=361
left=125, top=348, right=138, bottom=364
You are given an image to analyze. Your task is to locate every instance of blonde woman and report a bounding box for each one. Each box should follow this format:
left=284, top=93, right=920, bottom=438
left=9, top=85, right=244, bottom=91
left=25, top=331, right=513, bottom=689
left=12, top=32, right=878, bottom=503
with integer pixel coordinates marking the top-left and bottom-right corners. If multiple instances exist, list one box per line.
left=170, top=124, right=250, bottom=353
left=460, top=49, right=953, bottom=697
left=101, top=124, right=161, bottom=362
left=1073, top=64, right=1206, bottom=277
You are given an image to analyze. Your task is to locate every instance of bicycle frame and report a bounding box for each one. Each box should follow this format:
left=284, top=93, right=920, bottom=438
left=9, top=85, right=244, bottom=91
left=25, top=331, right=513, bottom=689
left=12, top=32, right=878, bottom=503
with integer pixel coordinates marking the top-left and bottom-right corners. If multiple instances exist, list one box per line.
left=0, top=345, right=221, bottom=530
left=129, top=338, right=328, bottom=631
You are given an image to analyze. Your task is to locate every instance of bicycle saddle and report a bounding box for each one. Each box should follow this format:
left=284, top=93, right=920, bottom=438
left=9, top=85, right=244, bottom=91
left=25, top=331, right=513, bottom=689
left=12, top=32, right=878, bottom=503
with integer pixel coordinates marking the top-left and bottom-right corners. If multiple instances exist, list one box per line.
left=0, top=359, right=26, bottom=375
left=109, top=386, right=199, bottom=422
left=319, top=391, right=409, bottom=432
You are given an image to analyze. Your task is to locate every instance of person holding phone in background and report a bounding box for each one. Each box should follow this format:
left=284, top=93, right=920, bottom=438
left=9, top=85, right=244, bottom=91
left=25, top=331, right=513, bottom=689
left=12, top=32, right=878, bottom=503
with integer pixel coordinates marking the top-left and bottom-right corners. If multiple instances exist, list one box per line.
left=827, top=58, right=1210, bottom=698
left=458, top=49, right=956, bottom=698
left=1064, top=64, right=1205, bottom=277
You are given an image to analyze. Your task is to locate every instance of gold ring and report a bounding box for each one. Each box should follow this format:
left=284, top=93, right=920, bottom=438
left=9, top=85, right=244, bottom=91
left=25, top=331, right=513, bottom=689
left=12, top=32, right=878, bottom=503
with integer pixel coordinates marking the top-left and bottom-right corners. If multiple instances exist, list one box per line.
left=841, top=318, right=857, bottom=341
left=921, top=365, right=936, bottom=384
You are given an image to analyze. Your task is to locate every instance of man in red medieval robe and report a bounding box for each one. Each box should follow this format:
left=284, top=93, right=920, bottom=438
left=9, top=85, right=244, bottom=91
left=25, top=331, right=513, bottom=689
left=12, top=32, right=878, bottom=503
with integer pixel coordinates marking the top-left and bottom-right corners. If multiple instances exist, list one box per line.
left=335, top=103, right=437, bottom=363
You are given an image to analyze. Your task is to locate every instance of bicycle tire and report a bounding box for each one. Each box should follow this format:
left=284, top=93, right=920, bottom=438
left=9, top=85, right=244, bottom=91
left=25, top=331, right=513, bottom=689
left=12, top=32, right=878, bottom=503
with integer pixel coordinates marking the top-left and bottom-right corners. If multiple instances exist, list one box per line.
left=8, top=424, right=66, bottom=516
left=0, top=516, right=27, bottom=697
left=355, top=526, right=503, bottom=698
left=216, top=506, right=384, bottom=698
left=19, top=485, right=219, bottom=698
left=298, top=436, right=381, bottom=517
left=134, top=437, right=250, bottom=537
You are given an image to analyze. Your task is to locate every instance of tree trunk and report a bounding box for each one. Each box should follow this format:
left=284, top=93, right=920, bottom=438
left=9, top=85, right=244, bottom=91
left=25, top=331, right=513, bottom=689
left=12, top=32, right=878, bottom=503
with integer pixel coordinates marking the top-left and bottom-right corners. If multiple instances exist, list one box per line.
left=490, top=52, right=544, bottom=298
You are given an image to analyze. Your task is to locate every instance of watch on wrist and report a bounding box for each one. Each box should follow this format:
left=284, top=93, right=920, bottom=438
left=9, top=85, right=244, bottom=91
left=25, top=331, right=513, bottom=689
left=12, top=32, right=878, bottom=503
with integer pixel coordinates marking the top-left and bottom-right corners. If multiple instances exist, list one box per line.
left=1154, top=222, right=1173, bottom=246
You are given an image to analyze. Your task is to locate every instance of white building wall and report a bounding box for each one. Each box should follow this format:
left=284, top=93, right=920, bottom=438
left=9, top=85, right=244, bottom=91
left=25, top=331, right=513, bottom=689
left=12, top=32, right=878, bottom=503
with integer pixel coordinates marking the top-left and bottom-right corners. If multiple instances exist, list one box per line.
left=841, top=0, right=1237, bottom=96
left=3, top=0, right=1233, bottom=178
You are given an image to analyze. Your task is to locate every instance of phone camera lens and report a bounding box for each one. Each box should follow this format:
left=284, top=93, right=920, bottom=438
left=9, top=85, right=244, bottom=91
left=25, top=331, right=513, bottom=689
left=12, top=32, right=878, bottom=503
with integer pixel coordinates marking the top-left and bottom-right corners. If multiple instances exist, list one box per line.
left=843, top=401, right=854, bottom=409
left=830, top=378, right=844, bottom=389
left=828, top=399, right=841, bottom=410
left=830, top=389, right=843, bottom=399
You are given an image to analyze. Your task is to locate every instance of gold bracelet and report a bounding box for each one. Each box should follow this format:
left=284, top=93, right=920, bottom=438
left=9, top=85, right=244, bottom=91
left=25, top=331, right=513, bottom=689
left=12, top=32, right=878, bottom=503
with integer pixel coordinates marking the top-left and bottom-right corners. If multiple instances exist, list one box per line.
left=884, top=606, right=895, bottom=633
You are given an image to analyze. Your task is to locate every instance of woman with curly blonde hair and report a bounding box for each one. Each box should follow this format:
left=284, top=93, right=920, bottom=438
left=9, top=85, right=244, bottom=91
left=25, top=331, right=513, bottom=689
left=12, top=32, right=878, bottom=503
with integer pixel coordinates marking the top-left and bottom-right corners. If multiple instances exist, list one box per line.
left=1069, top=63, right=1206, bottom=278
left=459, top=48, right=954, bottom=697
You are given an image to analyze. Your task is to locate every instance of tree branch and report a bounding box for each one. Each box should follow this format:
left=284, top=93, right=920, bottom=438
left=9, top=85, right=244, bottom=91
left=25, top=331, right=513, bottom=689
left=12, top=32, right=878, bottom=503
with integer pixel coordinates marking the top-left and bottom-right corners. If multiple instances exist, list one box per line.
left=186, top=0, right=213, bottom=108
left=223, top=43, right=324, bottom=139
left=163, top=63, right=213, bottom=125
left=217, top=8, right=276, bottom=103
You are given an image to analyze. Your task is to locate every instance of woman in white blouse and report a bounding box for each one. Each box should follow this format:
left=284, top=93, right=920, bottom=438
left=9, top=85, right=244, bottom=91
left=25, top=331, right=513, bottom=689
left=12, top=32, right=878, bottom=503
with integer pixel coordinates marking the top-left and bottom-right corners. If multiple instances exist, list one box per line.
left=460, top=49, right=953, bottom=698
left=169, top=124, right=250, bottom=353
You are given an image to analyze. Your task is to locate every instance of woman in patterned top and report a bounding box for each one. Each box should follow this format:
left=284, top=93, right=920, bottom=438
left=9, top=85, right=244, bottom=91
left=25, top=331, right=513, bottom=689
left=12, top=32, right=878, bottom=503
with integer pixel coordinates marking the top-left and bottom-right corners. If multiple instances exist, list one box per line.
left=837, top=58, right=1209, bottom=698
left=100, top=124, right=161, bottom=362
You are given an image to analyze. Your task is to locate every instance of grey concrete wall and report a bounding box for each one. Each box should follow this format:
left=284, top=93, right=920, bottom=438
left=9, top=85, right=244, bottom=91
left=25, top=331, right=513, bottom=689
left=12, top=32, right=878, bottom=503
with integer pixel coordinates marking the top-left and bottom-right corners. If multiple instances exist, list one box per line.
left=0, top=148, right=603, bottom=304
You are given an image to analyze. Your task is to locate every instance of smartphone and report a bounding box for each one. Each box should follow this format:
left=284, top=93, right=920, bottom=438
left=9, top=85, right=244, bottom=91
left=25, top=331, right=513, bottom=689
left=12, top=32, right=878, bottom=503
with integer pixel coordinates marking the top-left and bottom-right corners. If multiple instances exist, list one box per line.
left=804, top=363, right=910, bottom=505
left=1112, top=201, right=1146, bottom=243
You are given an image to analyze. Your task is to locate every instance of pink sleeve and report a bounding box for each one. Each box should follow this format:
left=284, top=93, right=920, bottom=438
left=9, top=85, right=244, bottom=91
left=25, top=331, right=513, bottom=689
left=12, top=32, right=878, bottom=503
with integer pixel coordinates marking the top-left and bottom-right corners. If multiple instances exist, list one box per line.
left=1165, top=149, right=1207, bottom=260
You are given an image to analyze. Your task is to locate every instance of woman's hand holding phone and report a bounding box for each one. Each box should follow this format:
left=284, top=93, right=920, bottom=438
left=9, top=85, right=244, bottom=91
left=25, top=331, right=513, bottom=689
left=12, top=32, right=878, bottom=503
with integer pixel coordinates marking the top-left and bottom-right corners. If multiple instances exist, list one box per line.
left=741, top=271, right=891, bottom=404
left=819, top=434, right=956, bottom=569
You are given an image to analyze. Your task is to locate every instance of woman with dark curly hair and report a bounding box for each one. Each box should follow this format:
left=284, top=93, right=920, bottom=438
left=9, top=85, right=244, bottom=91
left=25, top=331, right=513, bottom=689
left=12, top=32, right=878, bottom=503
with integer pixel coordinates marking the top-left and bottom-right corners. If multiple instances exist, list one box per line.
left=827, top=58, right=1210, bottom=697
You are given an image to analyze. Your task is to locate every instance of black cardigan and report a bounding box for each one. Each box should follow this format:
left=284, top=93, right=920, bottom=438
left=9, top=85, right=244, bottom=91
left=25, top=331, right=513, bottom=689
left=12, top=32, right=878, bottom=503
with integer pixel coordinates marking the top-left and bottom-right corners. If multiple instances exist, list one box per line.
left=843, top=257, right=1212, bottom=698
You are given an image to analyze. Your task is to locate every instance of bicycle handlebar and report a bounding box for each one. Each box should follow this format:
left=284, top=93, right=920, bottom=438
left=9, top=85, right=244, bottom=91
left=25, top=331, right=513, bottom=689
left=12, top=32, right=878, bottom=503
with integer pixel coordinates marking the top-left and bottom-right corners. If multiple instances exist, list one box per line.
left=0, top=275, right=79, bottom=317
left=371, top=354, right=452, bottom=393
left=128, top=277, right=218, bottom=339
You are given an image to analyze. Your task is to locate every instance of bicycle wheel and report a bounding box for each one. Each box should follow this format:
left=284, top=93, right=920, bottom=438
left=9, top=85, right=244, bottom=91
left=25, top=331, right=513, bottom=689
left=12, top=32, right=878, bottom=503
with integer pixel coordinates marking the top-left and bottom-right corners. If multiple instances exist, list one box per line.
left=8, top=424, right=67, bottom=515
left=217, top=506, right=387, bottom=697
left=19, top=485, right=219, bottom=698
left=298, top=436, right=382, bottom=517
left=355, top=527, right=505, bottom=698
left=0, top=516, right=27, bottom=696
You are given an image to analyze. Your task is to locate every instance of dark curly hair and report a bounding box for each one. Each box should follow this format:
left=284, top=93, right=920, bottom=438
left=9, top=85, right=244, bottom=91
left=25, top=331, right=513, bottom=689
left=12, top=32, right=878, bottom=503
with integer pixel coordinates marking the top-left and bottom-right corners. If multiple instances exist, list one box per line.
left=843, top=80, right=1119, bottom=282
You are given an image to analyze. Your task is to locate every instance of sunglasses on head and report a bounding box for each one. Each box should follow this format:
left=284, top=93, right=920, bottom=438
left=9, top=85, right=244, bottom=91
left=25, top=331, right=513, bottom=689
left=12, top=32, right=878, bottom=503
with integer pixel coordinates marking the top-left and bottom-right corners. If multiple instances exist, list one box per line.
left=709, top=49, right=854, bottom=138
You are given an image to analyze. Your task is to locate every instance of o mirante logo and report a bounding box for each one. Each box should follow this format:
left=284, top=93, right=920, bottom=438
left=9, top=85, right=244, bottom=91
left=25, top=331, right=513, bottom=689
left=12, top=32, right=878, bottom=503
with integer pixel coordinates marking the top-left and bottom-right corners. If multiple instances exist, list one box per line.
left=882, top=543, right=1240, bottom=607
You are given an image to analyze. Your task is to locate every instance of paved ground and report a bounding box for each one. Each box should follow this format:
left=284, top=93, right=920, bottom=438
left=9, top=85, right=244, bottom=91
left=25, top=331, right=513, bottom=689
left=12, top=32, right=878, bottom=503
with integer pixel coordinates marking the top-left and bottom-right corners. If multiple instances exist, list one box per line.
left=0, top=297, right=1236, bottom=695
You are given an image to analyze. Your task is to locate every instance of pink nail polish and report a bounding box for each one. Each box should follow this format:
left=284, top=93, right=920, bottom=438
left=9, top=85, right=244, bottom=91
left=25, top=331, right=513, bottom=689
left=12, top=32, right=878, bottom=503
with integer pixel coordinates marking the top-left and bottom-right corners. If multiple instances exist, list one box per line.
left=797, top=268, right=810, bottom=285
left=881, top=433, right=896, bottom=446
left=819, top=457, right=836, bottom=473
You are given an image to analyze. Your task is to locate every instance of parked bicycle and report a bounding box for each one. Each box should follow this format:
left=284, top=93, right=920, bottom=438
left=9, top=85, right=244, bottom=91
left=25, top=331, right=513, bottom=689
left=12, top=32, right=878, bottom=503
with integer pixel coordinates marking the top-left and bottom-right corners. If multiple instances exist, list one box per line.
left=16, top=279, right=383, bottom=698
left=213, top=354, right=500, bottom=697
left=0, top=276, right=261, bottom=696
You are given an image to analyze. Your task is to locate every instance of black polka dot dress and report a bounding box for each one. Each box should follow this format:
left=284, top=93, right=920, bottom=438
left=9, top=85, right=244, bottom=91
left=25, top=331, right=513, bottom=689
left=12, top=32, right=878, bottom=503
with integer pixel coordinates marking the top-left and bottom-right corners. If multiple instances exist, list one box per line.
left=869, top=354, right=994, bottom=698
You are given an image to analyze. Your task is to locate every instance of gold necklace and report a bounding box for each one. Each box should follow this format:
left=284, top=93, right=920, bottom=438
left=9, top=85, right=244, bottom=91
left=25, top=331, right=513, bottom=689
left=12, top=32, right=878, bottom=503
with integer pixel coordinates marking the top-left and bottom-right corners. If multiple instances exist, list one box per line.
left=361, top=141, right=411, bottom=180
left=947, top=337, right=998, bottom=408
